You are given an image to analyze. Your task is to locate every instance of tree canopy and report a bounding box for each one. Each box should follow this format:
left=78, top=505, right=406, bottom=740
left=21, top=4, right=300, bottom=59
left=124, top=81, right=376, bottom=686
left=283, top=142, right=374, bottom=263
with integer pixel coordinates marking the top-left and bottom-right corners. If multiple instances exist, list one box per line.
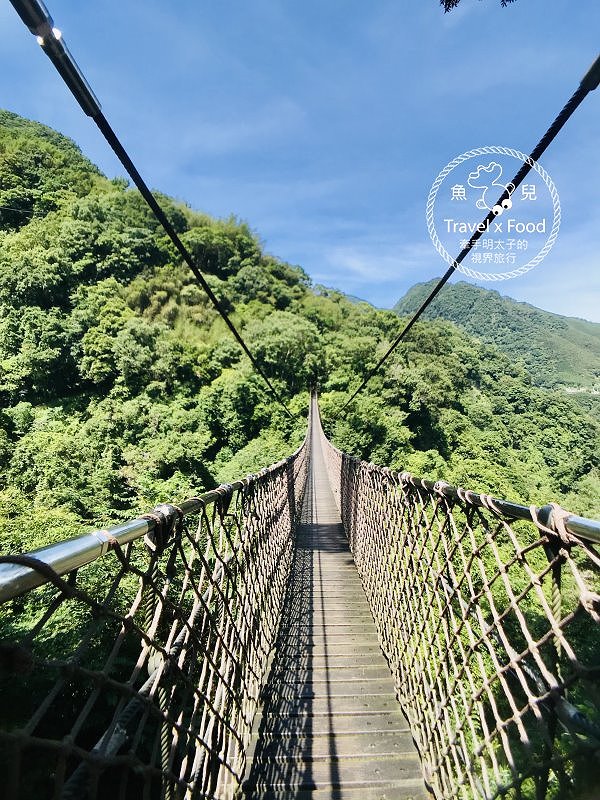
left=0, top=110, right=597, bottom=561
left=394, top=279, right=600, bottom=392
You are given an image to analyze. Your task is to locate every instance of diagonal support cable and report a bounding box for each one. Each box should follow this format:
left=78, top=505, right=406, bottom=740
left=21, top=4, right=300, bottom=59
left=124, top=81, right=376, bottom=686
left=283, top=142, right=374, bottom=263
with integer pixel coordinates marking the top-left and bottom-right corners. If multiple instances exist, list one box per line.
left=9, top=0, right=295, bottom=419
left=92, top=112, right=294, bottom=418
left=338, top=53, right=600, bottom=414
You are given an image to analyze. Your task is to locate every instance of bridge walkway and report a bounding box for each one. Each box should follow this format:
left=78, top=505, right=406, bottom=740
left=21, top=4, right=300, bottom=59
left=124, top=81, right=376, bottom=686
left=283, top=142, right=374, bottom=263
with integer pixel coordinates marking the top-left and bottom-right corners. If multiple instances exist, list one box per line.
left=243, top=417, right=427, bottom=799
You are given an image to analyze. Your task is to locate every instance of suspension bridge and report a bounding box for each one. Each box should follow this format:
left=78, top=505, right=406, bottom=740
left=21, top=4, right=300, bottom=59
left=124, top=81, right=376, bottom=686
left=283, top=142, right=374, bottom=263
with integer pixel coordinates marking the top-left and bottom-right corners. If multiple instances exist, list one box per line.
left=2, top=7, right=600, bottom=797
left=1, top=395, right=599, bottom=800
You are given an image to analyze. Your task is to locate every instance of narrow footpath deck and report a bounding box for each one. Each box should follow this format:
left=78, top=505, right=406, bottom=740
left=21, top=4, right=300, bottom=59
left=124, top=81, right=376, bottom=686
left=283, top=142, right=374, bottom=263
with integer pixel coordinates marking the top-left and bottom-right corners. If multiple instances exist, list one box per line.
left=243, top=422, right=427, bottom=799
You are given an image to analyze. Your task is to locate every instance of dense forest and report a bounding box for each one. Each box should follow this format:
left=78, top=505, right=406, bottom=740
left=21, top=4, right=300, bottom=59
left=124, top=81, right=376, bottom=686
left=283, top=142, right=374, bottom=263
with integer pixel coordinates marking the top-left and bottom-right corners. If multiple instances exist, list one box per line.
left=0, top=109, right=598, bottom=559
left=395, top=279, right=600, bottom=392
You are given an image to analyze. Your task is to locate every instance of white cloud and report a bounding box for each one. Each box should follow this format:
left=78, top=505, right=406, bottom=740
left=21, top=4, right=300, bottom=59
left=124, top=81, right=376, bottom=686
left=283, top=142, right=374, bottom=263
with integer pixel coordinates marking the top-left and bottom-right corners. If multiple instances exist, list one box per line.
left=322, top=240, right=431, bottom=282
left=298, top=236, right=439, bottom=307
left=173, top=98, right=306, bottom=158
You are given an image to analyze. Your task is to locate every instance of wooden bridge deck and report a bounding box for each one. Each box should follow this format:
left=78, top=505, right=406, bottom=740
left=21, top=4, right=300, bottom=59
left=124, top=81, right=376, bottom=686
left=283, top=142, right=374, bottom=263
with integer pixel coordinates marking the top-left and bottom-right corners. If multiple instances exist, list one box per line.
left=243, top=424, right=427, bottom=799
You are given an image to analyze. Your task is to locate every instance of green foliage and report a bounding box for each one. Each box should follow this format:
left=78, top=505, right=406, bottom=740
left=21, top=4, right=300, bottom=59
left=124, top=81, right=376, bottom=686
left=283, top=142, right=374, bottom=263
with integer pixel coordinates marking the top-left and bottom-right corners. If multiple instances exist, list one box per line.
left=245, top=311, right=325, bottom=392
left=182, top=217, right=260, bottom=279
left=215, top=430, right=298, bottom=484
left=0, top=108, right=598, bottom=800
left=394, top=279, right=600, bottom=391
left=0, top=110, right=100, bottom=231
left=0, top=305, right=77, bottom=398
left=0, top=110, right=597, bottom=568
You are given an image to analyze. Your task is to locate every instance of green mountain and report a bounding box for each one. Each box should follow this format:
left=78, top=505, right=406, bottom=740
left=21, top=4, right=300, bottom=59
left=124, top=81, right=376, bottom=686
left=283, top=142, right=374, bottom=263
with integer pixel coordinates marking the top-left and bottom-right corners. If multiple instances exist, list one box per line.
left=0, top=110, right=598, bottom=560
left=394, top=279, right=600, bottom=391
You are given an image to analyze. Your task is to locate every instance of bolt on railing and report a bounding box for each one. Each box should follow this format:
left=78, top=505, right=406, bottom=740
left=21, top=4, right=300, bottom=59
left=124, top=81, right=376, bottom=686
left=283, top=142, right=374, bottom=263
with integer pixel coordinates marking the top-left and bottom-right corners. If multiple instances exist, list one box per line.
left=0, top=428, right=310, bottom=800
left=316, top=403, right=600, bottom=800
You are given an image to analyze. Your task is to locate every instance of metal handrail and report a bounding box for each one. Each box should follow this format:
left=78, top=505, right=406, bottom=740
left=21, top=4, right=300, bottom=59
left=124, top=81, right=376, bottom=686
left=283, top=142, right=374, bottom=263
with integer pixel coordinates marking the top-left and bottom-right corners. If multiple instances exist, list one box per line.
left=319, top=408, right=600, bottom=799
left=0, top=448, right=304, bottom=603
left=0, top=418, right=311, bottom=800
left=324, top=436, right=600, bottom=544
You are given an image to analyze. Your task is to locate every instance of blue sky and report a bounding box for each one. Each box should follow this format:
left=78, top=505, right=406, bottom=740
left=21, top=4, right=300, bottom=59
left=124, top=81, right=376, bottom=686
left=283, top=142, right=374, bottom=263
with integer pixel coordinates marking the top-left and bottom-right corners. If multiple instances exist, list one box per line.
left=1, top=0, right=599, bottom=320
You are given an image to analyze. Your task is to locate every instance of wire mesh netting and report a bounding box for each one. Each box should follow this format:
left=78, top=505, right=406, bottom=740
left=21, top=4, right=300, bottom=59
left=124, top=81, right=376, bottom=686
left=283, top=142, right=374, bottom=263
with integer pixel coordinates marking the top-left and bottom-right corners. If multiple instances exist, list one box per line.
left=3, top=399, right=600, bottom=800
left=0, top=437, right=309, bottom=800
left=321, top=425, right=600, bottom=800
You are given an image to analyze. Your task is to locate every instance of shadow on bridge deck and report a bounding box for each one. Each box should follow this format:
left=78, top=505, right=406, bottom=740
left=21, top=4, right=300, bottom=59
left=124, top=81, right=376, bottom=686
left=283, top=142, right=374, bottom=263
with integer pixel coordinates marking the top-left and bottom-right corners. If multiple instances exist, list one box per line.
left=242, top=424, right=427, bottom=800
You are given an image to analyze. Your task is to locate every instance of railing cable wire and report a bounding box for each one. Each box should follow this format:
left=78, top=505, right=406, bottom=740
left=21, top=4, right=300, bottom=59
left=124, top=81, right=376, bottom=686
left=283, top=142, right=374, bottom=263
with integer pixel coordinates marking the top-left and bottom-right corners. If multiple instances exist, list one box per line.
left=317, top=402, right=600, bottom=799
left=0, top=431, right=311, bottom=799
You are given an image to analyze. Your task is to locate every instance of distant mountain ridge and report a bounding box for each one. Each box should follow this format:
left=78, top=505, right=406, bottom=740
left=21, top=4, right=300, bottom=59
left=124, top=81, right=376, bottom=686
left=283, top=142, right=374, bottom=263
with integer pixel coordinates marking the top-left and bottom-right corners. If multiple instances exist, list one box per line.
left=0, top=109, right=598, bottom=530
left=394, top=280, right=600, bottom=391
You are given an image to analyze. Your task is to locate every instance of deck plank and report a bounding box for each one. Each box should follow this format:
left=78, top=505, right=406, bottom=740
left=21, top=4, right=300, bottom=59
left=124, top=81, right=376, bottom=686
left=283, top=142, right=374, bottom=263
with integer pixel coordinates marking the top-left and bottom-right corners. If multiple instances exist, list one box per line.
left=243, top=419, right=427, bottom=799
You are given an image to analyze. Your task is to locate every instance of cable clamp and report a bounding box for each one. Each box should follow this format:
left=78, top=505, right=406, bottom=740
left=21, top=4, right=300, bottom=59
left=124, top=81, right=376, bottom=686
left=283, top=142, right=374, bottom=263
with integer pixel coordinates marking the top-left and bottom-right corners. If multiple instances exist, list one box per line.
left=141, top=504, right=183, bottom=554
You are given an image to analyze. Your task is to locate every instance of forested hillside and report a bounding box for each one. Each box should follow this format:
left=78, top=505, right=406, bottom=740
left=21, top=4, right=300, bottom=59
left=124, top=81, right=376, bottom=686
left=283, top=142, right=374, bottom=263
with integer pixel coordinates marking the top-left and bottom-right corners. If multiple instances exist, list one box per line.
left=1, top=110, right=598, bottom=558
left=394, top=279, right=600, bottom=391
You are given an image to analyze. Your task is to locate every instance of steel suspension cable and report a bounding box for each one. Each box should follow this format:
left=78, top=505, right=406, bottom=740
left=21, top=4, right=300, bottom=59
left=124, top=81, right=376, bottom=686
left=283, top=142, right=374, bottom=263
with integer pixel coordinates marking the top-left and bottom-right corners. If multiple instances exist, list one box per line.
left=10, top=0, right=295, bottom=419
left=92, top=113, right=294, bottom=418
left=338, top=53, right=600, bottom=415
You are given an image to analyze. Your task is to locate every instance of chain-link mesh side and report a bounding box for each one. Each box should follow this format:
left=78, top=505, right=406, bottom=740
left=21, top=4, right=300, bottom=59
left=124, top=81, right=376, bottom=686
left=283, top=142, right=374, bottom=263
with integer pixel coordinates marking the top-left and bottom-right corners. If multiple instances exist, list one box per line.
left=0, top=436, right=309, bottom=800
left=318, top=412, right=600, bottom=800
